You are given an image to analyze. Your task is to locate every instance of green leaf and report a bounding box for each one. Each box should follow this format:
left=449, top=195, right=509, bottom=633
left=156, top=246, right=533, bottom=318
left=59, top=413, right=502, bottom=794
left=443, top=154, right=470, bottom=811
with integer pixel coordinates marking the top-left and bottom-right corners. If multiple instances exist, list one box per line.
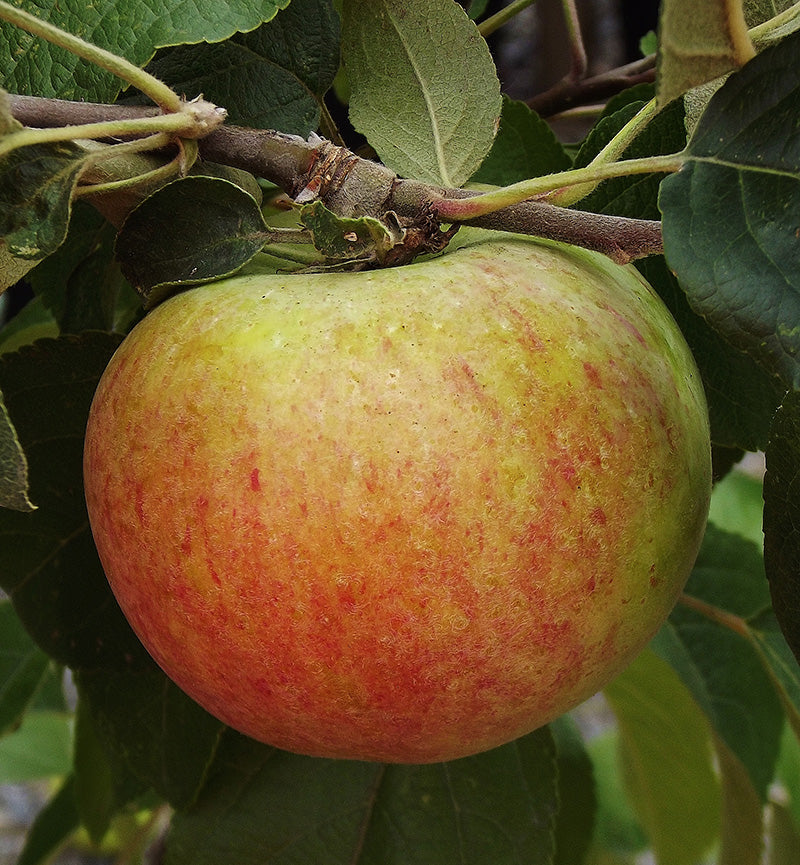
left=584, top=730, right=648, bottom=858
left=341, top=0, right=501, bottom=187
left=16, top=775, right=80, bottom=865
left=27, top=201, right=138, bottom=335
left=142, top=0, right=341, bottom=135
left=0, top=140, right=87, bottom=261
left=708, top=462, right=764, bottom=547
left=166, top=728, right=558, bottom=865
left=603, top=648, right=721, bottom=865
left=300, top=200, right=404, bottom=264
left=764, top=390, right=800, bottom=664
left=0, top=334, right=148, bottom=670
left=0, top=388, right=35, bottom=511
left=0, top=710, right=72, bottom=782
left=715, top=736, right=764, bottom=865
left=767, top=800, right=800, bottom=865
left=654, top=525, right=784, bottom=799
left=660, top=30, right=800, bottom=389
left=73, top=695, right=116, bottom=844
left=77, top=664, right=225, bottom=809
left=0, top=599, right=49, bottom=734
left=0, top=296, right=58, bottom=355
left=656, top=0, right=755, bottom=107
left=575, top=97, right=685, bottom=221
left=550, top=715, right=596, bottom=865
left=636, top=257, right=783, bottom=453
left=115, top=176, right=271, bottom=306
left=1, top=0, right=291, bottom=103
left=470, top=96, right=571, bottom=187
left=0, top=240, right=37, bottom=293
left=749, top=610, right=800, bottom=739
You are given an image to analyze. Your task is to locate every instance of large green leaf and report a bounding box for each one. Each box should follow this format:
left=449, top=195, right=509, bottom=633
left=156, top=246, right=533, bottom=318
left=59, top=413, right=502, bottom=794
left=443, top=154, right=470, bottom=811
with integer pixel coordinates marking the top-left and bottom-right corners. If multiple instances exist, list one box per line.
left=0, top=334, right=147, bottom=669
left=0, top=140, right=87, bottom=261
left=637, top=257, right=784, bottom=451
left=1, top=0, right=291, bottom=102
left=660, top=29, right=800, bottom=390
left=26, top=201, right=138, bottom=335
left=654, top=525, right=784, bottom=799
left=166, top=728, right=558, bottom=865
left=550, top=715, right=596, bottom=865
left=603, top=648, right=721, bottom=865
left=0, top=599, right=49, bottom=734
left=115, top=176, right=270, bottom=306
left=341, top=0, right=501, bottom=187
left=764, top=390, right=800, bottom=665
left=77, top=664, right=225, bottom=809
left=142, top=0, right=340, bottom=135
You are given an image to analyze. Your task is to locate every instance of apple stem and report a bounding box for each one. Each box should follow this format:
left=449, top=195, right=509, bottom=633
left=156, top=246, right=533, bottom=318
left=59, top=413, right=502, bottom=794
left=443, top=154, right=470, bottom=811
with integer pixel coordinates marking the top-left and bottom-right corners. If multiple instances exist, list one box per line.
left=0, top=114, right=202, bottom=160
left=477, top=0, right=538, bottom=37
left=544, top=97, right=660, bottom=207
left=432, top=152, right=687, bottom=222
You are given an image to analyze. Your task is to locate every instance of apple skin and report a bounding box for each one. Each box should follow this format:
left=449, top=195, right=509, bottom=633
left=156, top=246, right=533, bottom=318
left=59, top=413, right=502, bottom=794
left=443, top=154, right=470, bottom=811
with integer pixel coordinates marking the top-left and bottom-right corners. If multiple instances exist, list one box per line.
left=83, top=231, right=711, bottom=764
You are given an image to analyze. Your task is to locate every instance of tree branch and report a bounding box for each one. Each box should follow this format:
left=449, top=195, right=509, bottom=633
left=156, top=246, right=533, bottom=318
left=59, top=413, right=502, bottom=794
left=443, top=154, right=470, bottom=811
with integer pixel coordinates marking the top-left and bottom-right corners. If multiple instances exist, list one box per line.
left=8, top=94, right=663, bottom=263
left=529, top=55, right=656, bottom=117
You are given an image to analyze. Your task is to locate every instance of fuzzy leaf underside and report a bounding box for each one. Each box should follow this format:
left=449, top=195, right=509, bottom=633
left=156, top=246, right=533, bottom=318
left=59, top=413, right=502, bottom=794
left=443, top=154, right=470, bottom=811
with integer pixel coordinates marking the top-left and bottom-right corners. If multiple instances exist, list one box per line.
left=341, top=0, right=501, bottom=187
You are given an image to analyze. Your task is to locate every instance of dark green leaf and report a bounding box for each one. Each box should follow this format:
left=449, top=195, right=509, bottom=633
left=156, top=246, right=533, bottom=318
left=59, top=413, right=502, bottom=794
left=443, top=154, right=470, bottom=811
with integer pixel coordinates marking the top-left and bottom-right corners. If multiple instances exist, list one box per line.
left=470, top=96, right=571, bottom=187
left=27, top=201, right=139, bottom=334
left=660, top=30, right=800, bottom=389
left=0, top=388, right=35, bottom=511
left=143, top=0, right=341, bottom=135
left=603, top=648, right=721, bottom=865
left=77, top=664, right=224, bottom=809
left=654, top=525, right=784, bottom=799
left=341, top=0, right=501, bottom=186
left=575, top=97, right=685, bottom=221
left=0, top=296, right=58, bottom=355
left=16, top=776, right=80, bottom=865
left=764, top=390, right=800, bottom=664
left=0, top=140, right=86, bottom=260
left=115, top=176, right=270, bottom=306
left=73, top=695, right=116, bottom=844
left=0, top=600, right=49, bottom=734
left=585, top=731, right=648, bottom=857
left=0, top=333, right=147, bottom=670
left=550, top=715, right=596, bottom=865
left=636, top=256, right=784, bottom=451
left=1, top=0, right=291, bottom=103
left=749, top=610, right=800, bottom=739
left=166, top=728, right=558, bottom=865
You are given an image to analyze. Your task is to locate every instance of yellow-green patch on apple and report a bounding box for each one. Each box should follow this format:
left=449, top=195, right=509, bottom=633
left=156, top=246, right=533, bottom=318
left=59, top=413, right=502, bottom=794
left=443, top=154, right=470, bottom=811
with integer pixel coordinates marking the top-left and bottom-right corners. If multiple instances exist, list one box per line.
left=83, top=230, right=711, bottom=763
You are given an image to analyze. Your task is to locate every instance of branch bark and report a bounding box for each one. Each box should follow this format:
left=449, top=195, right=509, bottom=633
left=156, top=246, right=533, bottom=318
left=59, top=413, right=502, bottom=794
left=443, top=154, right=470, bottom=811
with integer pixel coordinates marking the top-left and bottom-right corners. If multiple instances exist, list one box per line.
left=8, top=94, right=663, bottom=263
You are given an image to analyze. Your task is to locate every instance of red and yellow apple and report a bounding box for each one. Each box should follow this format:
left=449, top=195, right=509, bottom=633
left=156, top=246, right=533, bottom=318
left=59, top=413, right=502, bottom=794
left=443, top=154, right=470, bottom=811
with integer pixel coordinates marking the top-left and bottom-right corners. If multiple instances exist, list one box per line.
left=83, top=231, right=711, bottom=763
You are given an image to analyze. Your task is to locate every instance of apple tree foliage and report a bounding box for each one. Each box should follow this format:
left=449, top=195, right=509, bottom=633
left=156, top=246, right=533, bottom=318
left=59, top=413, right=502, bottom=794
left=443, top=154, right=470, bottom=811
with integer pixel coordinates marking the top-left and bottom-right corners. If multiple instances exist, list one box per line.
left=2, top=0, right=800, bottom=862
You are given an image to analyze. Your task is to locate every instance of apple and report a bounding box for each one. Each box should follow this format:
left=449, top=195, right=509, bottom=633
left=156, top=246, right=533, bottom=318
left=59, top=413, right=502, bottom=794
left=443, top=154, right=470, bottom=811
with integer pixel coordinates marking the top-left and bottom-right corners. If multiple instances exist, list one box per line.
left=83, top=230, right=711, bottom=764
